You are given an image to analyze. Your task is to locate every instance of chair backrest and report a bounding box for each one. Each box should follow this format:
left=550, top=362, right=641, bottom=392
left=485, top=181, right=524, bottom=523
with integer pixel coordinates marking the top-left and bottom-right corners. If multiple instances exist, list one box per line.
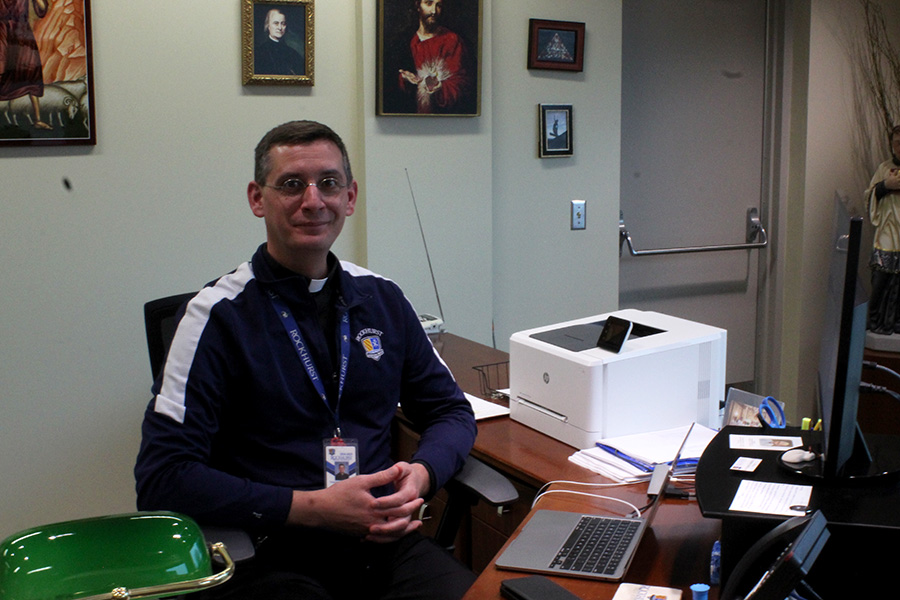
left=144, top=292, right=197, bottom=380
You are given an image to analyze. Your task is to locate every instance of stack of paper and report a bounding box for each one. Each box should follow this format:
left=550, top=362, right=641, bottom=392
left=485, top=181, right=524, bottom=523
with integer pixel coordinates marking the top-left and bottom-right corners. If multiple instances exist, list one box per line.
left=464, top=392, right=510, bottom=420
left=568, top=424, right=718, bottom=483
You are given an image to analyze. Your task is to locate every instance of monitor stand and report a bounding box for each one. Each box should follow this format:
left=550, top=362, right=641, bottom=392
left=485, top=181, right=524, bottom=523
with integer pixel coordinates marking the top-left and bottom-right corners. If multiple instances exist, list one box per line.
left=778, top=428, right=900, bottom=484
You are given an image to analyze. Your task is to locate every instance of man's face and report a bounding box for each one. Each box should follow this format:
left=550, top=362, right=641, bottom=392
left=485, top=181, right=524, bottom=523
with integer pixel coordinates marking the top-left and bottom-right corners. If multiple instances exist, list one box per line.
left=248, top=140, right=357, bottom=271
left=417, top=0, right=443, bottom=31
left=265, top=10, right=286, bottom=40
left=891, top=133, right=900, bottom=159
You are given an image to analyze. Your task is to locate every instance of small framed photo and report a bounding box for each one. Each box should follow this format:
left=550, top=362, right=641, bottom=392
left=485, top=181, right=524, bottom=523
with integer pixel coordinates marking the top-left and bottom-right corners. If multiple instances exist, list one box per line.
left=242, top=0, right=314, bottom=85
left=539, top=104, right=572, bottom=158
left=376, top=0, right=482, bottom=116
left=0, top=0, right=96, bottom=146
left=527, top=19, right=585, bottom=72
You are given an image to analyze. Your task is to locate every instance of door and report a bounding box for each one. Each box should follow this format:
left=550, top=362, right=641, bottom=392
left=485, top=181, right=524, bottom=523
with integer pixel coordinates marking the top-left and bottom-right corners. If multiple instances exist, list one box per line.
left=619, top=0, right=772, bottom=387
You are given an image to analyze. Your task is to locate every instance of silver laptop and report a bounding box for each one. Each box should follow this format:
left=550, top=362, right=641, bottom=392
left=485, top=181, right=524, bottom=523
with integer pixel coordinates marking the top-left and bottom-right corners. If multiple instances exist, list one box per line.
left=495, top=423, right=696, bottom=581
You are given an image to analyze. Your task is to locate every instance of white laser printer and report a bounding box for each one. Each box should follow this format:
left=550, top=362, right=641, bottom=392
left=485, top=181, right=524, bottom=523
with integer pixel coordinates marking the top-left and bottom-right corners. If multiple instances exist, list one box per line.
left=509, top=309, right=726, bottom=449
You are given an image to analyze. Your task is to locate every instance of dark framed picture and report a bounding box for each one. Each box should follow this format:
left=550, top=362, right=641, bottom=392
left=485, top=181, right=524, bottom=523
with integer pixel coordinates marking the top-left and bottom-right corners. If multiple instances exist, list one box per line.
left=527, top=19, right=585, bottom=72
left=376, top=0, right=482, bottom=117
left=242, top=0, right=314, bottom=85
left=539, top=104, right=572, bottom=158
left=0, top=0, right=95, bottom=146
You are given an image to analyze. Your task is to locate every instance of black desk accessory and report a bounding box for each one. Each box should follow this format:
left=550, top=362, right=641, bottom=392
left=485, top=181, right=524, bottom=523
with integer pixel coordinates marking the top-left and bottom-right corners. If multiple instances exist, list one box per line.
left=500, top=575, right=581, bottom=600
left=696, top=426, right=900, bottom=596
left=720, top=510, right=829, bottom=600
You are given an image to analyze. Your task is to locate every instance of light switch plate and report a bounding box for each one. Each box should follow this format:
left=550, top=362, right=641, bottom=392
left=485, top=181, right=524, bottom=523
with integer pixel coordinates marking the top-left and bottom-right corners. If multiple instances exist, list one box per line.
left=571, top=200, right=586, bottom=230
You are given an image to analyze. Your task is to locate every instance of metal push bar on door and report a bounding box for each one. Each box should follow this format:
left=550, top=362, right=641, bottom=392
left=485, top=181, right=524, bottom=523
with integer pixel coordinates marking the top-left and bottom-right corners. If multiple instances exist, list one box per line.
left=619, top=207, right=768, bottom=257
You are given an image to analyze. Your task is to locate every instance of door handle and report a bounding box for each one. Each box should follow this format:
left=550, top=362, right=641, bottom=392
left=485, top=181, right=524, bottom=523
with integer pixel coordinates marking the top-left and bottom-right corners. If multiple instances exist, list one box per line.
left=619, top=207, right=768, bottom=257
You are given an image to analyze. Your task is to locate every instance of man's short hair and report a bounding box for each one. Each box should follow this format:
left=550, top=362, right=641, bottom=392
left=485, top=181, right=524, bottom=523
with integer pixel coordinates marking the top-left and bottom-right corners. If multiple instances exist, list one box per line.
left=254, top=120, right=353, bottom=185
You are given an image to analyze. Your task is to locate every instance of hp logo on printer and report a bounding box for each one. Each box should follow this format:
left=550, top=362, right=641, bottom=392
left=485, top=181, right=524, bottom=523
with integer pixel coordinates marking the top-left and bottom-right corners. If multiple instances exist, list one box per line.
left=543, top=372, right=550, bottom=384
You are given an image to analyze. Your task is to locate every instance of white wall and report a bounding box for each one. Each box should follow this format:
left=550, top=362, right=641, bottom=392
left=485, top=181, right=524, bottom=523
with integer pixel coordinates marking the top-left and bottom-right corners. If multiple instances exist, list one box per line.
left=14, top=0, right=892, bottom=540
left=0, top=0, right=361, bottom=537
left=7, top=0, right=894, bottom=540
left=359, top=1, right=495, bottom=347
left=0, top=0, right=623, bottom=538
left=491, top=0, right=621, bottom=348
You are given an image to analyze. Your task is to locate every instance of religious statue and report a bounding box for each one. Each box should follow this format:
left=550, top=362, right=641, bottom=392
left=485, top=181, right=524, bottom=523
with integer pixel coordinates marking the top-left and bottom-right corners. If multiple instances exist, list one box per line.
left=866, top=125, right=900, bottom=334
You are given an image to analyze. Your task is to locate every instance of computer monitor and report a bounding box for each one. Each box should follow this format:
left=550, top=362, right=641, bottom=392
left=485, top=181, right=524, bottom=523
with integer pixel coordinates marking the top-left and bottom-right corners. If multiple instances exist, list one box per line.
left=780, top=195, right=900, bottom=483
left=815, top=197, right=872, bottom=480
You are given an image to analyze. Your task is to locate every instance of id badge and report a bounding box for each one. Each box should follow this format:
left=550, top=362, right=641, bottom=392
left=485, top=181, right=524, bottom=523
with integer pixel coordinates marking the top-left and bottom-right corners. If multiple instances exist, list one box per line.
left=324, top=438, right=359, bottom=488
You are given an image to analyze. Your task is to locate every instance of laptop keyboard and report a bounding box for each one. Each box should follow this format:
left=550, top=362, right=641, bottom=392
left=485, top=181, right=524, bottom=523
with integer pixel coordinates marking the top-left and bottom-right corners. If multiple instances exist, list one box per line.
left=550, top=516, right=641, bottom=575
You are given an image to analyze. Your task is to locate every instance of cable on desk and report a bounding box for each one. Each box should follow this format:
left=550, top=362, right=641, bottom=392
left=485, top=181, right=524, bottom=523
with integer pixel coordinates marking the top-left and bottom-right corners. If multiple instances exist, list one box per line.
left=532, top=480, right=643, bottom=518
left=533, top=490, right=643, bottom=518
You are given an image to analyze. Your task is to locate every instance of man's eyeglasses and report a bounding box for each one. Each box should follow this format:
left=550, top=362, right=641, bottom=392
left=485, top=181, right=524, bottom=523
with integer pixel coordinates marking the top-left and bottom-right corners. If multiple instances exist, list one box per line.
left=264, top=177, right=347, bottom=197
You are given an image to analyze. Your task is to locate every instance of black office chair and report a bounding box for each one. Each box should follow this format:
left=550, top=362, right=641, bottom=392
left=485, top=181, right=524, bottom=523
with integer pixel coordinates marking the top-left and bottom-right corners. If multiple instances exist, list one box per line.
left=143, top=292, right=517, bottom=560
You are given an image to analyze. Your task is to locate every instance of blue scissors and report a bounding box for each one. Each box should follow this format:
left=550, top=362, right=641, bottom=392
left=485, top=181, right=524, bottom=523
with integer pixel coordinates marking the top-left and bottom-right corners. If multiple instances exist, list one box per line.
left=758, top=396, right=786, bottom=428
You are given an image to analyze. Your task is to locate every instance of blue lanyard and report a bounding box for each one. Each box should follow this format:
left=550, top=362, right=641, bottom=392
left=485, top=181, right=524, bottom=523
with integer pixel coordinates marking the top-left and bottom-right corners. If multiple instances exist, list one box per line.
left=266, top=289, right=351, bottom=436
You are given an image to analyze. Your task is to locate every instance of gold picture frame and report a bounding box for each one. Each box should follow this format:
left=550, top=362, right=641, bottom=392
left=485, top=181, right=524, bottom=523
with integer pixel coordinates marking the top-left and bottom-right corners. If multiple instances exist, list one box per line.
left=241, top=0, right=314, bottom=85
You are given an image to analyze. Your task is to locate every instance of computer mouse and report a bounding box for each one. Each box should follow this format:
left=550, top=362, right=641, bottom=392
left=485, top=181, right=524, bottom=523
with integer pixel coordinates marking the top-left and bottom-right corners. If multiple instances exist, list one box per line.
left=782, top=448, right=817, bottom=464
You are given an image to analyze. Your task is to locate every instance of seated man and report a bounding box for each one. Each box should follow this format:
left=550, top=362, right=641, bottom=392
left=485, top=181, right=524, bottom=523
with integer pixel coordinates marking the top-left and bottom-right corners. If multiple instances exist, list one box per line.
left=135, top=120, right=478, bottom=600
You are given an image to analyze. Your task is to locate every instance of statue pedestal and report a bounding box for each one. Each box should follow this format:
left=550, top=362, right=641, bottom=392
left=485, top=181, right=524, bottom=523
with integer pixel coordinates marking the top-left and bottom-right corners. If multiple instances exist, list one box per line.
left=865, top=330, right=900, bottom=353
left=861, top=333, right=900, bottom=435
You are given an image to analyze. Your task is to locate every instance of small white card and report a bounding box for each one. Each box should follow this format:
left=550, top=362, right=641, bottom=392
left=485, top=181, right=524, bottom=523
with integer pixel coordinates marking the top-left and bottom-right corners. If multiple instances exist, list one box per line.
left=730, top=456, right=763, bottom=472
left=612, top=583, right=682, bottom=600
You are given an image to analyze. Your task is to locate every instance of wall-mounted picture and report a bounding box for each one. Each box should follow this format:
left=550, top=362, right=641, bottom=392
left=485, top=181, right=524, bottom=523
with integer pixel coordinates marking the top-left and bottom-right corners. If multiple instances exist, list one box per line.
left=376, top=0, right=482, bottom=117
left=1, top=0, right=95, bottom=146
left=242, top=0, right=314, bottom=85
left=528, top=19, right=585, bottom=72
left=539, top=104, right=572, bottom=158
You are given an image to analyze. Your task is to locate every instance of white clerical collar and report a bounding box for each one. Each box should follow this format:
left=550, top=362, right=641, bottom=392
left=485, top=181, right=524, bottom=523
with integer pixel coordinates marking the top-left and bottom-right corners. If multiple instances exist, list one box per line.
left=308, top=277, right=328, bottom=293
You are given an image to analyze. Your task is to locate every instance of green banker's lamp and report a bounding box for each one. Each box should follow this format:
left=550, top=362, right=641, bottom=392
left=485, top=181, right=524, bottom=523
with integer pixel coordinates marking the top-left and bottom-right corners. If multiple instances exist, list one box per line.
left=0, top=511, right=234, bottom=600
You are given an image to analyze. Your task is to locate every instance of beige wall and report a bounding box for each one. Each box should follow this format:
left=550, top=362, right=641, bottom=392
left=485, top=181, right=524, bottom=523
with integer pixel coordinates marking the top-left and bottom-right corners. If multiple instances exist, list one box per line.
left=0, top=0, right=621, bottom=536
left=774, top=1, right=900, bottom=419
left=5, top=0, right=896, bottom=539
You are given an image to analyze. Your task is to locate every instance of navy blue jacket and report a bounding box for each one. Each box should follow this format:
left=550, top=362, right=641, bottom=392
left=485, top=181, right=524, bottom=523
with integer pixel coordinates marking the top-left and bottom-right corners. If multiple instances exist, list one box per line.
left=135, top=245, right=476, bottom=534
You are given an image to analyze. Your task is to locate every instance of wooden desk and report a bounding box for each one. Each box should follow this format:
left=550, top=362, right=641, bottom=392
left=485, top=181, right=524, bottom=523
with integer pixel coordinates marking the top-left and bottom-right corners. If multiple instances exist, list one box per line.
left=465, top=488, right=718, bottom=600
left=424, top=333, right=721, bottom=597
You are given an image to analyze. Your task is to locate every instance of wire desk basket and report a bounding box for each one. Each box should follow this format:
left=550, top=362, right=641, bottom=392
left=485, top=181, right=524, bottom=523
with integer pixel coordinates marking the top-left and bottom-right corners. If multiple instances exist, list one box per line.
left=472, top=361, right=510, bottom=402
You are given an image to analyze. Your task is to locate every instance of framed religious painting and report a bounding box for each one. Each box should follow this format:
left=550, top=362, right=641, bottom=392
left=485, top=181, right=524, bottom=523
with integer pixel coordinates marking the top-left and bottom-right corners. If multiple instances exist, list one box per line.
left=376, top=0, right=482, bottom=117
left=539, top=104, right=573, bottom=158
left=242, top=0, right=314, bottom=85
left=0, top=0, right=96, bottom=146
left=527, top=19, right=585, bottom=72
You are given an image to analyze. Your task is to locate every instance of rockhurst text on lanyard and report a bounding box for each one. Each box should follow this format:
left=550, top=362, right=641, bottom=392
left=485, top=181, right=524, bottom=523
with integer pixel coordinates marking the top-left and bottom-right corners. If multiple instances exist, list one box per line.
left=266, top=288, right=350, bottom=438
